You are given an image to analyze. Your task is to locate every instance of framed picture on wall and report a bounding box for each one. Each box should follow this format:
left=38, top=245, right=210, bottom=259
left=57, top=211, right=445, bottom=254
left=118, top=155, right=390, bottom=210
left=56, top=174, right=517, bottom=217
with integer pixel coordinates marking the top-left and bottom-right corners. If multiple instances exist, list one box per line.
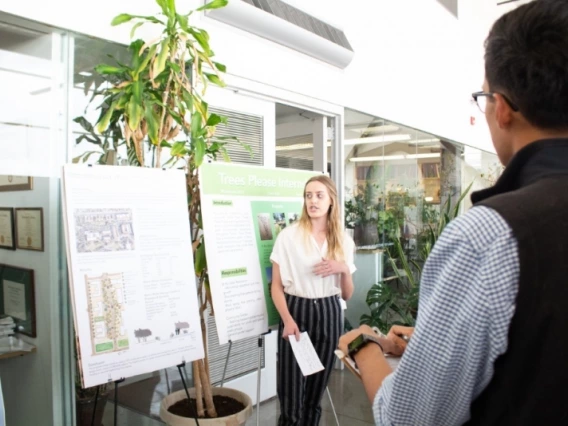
left=15, top=208, right=44, bottom=252
left=0, top=264, right=36, bottom=337
left=0, top=176, right=33, bottom=192
left=0, top=208, right=15, bottom=250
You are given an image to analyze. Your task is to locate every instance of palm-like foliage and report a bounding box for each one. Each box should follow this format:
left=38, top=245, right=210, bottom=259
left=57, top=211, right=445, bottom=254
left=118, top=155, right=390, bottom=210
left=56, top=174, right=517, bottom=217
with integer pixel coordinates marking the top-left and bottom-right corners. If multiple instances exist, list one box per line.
left=75, top=0, right=244, bottom=418
left=361, top=182, right=473, bottom=334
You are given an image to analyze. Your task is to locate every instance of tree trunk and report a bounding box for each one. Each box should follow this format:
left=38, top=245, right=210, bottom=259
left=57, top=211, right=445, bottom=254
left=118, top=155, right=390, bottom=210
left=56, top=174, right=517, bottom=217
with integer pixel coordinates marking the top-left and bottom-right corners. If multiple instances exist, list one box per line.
left=199, top=359, right=217, bottom=418
left=192, top=360, right=205, bottom=418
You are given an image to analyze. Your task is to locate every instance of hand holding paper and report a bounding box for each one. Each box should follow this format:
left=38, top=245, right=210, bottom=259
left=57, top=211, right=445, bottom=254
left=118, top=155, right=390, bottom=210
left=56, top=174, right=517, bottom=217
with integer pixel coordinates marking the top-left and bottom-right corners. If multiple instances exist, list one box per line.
left=288, top=332, right=325, bottom=376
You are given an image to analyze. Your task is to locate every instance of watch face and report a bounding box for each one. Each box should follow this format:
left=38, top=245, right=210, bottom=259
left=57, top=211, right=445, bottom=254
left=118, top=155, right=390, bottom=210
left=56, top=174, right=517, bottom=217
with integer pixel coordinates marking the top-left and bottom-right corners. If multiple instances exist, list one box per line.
left=348, top=334, right=365, bottom=352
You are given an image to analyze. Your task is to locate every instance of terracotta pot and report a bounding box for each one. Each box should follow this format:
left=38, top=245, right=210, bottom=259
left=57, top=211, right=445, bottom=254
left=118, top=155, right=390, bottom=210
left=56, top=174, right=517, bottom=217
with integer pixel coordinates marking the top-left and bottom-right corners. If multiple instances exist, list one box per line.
left=160, top=387, right=253, bottom=426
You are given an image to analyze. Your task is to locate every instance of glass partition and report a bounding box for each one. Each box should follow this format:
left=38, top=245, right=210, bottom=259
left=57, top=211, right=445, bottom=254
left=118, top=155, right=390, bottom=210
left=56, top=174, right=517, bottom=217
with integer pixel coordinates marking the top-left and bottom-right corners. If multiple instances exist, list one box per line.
left=343, top=108, right=501, bottom=331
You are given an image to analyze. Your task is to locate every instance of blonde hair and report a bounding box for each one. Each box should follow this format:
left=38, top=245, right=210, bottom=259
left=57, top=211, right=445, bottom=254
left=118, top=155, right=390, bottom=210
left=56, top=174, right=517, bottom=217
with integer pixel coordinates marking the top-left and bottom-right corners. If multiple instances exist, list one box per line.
left=298, top=175, right=345, bottom=261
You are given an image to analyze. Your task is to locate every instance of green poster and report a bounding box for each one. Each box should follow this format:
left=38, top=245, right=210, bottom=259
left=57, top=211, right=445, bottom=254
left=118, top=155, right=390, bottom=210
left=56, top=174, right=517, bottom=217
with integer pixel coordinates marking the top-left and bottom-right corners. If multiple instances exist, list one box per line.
left=200, top=162, right=319, bottom=343
left=250, top=201, right=303, bottom=326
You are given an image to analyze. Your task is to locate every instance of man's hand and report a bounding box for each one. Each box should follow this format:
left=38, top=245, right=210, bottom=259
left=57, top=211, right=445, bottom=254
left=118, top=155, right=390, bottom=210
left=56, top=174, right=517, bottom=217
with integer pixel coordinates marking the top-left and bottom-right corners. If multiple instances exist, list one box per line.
left=386, top=325, right=414, bottom=356
left=339, top=324, right=415, bottom=357
left=338, top=324, right=378, bottom=354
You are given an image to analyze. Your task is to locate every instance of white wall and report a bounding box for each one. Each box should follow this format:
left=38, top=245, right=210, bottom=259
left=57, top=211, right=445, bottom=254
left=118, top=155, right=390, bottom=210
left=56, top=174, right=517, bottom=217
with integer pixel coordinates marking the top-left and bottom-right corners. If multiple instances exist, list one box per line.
left=0, top=0, right=515, bottom=154
left=0, top=177, right=70, bottom=426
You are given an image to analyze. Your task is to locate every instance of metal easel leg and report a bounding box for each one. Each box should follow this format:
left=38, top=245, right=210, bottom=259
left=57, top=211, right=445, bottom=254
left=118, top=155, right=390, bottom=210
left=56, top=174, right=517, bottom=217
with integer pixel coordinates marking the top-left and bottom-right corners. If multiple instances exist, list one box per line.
left=326, top=386, right=340, bottom=426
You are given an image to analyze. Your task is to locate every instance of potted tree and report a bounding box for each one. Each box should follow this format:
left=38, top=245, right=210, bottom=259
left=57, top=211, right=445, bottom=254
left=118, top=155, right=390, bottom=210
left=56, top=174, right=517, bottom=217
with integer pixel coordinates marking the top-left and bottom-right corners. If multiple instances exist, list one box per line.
left=82, top=0, right=253, bottom=423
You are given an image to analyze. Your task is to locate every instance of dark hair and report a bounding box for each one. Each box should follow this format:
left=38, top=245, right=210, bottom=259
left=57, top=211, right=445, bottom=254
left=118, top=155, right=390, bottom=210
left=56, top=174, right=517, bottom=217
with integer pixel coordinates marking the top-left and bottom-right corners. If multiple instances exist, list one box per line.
left=485, top=0, right=568, bottom=129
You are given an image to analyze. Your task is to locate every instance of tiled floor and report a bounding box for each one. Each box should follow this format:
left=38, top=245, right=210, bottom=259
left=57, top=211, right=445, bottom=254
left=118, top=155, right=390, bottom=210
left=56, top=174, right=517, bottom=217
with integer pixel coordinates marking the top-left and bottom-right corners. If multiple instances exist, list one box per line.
left=101, top=368, right=374, bottom=425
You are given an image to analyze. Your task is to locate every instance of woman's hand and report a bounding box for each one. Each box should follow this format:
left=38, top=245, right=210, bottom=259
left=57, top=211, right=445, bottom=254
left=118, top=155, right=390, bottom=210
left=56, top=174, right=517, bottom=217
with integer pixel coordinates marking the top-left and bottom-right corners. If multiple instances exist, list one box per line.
left=282, top=320, right=301, bottom=341
left=313, top=258, right=348, bottom=277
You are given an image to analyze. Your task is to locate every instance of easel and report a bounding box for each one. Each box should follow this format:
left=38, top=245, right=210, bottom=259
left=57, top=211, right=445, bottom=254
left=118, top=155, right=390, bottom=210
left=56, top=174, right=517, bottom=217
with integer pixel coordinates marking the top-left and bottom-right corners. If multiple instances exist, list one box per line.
left=255, top=330, right=272, bottom=426
left=90, top=377, right=125, bottom=426
left=176, top=360, right=200, bottom=426
left=217, top=330, right=272, bottom=426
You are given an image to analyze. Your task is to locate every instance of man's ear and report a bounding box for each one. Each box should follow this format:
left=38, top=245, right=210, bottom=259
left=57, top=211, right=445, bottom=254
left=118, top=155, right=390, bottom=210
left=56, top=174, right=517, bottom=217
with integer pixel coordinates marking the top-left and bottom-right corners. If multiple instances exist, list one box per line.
left=493, top=93, right=514, bottom=129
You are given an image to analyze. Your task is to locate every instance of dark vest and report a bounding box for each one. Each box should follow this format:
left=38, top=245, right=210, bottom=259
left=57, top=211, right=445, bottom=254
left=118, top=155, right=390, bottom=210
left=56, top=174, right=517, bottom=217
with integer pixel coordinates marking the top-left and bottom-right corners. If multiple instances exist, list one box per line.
left=464, top=139, right=568, bottom=425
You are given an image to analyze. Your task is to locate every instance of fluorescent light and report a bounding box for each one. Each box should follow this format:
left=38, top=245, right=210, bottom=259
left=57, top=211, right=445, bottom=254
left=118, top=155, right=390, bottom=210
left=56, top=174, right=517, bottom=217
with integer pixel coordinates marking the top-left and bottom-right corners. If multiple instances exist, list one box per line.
left=408, top=138, right=441, bottom=145
left=348, top=124, right=400, bottom=134
left=349, top=153, right=440, bottom=162
left=344, top=134, right=412, bottom=145
left=276, top=142, right=332, bottom=151
left=425, top=196, right=434, bottom=202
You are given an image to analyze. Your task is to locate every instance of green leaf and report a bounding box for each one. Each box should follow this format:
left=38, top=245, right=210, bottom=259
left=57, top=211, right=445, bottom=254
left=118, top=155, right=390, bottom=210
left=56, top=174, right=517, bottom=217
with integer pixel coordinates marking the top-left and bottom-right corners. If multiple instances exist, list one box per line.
left=177, top=13, right=189, bottom=31
left=191, top=111, right=203, bottom=138
left=205, top=113, right=223, bottom=127
left=220, top=146, right=230, bottom=162
left=96, top=102, right=117, bottom=133
left=195, top=242, right=207, bottom=275
left=188, top=28, right=211, bottom=55
left=130, top=21, right=145, bottom=39
left=167, top=61, right=181, bottom=73
left=73, top=116, right=94, bottom=132
left=135, top=44, right=157, bottom=79
left=111, top=14, right=134, bottom=26
left=182, top=89, right=194, bottom=111
left=132, top=80, right=143, bottom=104
left=152, top=39, right=170, bottom=78
left=127, top=97, right=143, bottom=131
left=144, top=104, right=160, bottom=145
left=156, top=0, right=169, bottom=15
left=116, top=94, right=129, bottom=110
left=94, top=64, right=125, bottom=75
left=204, top=72, right=225, bottom=87
left=213, top=61, right=226, bottom=72
left=170, top=141, right=187, bottom=156
left=160, top=140, right=172, bottom=148
left=194, top=137, right=206, bottom=167
left=197, top=0, right=228, bottom=12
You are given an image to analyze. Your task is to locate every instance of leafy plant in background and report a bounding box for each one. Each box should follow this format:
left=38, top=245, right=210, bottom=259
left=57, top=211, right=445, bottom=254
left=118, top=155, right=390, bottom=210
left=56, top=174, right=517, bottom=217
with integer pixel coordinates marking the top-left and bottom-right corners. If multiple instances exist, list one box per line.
left=74, top=0, right=251, bottom=418
left=361, top=182, right=473, bottom=334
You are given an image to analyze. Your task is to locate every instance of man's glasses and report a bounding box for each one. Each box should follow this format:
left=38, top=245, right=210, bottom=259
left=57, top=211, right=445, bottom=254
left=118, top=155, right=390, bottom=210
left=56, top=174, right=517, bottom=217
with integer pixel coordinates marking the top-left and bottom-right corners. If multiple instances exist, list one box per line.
left=471, top=91, right=520, bottom=113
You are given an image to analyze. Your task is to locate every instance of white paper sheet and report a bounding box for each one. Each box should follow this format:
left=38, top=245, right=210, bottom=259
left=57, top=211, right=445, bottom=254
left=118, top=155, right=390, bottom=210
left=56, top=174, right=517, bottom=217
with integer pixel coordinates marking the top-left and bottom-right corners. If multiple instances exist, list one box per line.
left=288, top=332, right=325, bottom=376
left=62, top=165, right=204, bottom=388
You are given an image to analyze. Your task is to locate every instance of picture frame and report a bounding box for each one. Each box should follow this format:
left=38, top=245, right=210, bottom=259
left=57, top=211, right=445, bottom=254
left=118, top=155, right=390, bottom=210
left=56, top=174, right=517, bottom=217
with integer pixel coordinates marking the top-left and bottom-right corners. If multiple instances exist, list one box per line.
left=0, top=208, right=15, bottom=250
left=0, top=176, right=33, bottom=192
left=15, top=208, right=44, bottom=252
left=0, top=264, right=36, bottom=337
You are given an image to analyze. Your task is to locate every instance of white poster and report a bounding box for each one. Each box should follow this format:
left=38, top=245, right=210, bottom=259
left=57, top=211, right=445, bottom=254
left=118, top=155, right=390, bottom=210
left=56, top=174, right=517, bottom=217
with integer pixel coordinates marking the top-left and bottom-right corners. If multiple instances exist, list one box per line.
left=200, top=162, right=318, bottom=344
left=63, top=165, right=204, bottom=388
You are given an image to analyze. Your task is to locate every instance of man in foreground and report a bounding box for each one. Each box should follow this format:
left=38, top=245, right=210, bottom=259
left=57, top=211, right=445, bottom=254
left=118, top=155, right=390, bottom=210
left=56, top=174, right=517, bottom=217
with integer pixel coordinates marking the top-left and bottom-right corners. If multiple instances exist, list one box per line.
left=339, top=1, right=568, bottom=424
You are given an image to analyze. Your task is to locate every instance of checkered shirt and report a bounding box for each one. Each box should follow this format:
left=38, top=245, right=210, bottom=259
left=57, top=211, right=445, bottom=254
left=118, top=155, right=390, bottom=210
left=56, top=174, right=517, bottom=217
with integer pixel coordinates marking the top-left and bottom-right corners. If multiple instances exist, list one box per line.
left=373, top=206, right=520, bottom=425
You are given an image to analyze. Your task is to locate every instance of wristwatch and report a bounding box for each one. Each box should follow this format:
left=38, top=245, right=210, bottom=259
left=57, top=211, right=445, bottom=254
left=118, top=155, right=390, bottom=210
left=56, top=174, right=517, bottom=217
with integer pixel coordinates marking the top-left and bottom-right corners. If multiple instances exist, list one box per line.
left=347, top=333, right=384, bottom=367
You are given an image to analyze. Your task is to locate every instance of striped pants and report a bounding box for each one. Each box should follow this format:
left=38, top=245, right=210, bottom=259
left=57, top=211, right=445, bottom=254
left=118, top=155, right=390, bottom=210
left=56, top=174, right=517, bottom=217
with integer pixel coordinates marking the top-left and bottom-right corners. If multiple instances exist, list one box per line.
left=277, top=293, right=342, bottom=426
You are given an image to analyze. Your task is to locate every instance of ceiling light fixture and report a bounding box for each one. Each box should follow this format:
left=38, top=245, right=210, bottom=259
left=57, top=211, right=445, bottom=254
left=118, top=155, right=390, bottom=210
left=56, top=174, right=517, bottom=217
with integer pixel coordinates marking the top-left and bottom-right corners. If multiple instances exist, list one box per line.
left=344, top=134, right=412, bottom=145
left=349, top=153, right=440, bottom=162
left=348, top=124, right=400, bottom=134
left=276, top=142, right=332, bottom=151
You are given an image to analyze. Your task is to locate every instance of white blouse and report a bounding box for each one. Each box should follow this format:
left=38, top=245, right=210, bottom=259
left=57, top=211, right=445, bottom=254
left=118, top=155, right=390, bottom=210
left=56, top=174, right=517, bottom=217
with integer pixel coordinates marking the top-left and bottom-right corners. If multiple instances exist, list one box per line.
left=270, top=223, right=356, bottom=299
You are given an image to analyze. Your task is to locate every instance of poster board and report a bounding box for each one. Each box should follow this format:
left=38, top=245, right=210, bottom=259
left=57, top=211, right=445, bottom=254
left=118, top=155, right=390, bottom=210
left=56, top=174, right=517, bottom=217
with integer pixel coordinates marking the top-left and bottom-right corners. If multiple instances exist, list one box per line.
left=62, top=165, right=204, bottom=388
left=200, top=162, right=319, bottom=344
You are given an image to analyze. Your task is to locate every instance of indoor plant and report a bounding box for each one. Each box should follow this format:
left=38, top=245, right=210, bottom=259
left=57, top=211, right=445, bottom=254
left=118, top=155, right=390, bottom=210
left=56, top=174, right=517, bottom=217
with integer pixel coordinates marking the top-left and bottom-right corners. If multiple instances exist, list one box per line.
left=361, top=183, right=473, bottom=333
left=80, top=0, right=252, bottom=423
